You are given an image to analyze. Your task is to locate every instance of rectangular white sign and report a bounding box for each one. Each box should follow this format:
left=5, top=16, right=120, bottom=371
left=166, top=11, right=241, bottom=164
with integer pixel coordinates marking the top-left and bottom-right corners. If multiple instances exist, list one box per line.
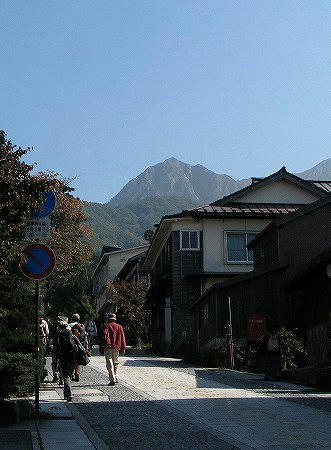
left=25, top=217, right=52, bottom=240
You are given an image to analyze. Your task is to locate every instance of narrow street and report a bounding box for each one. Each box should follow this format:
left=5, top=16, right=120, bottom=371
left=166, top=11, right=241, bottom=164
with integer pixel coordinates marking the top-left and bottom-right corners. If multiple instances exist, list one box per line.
left=42, top=350, right=331, bottom=449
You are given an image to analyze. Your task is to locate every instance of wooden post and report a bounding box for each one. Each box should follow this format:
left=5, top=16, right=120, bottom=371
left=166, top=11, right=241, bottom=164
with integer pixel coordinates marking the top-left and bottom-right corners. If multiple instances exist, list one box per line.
left=228, top=296, right=234, bottom=369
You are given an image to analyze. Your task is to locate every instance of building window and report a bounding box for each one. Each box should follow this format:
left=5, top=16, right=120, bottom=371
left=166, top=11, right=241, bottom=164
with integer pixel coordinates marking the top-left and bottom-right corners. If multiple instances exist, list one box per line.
left=225, top=231, right=258, bottom=263
left=180, top=231, right=200, bottom=250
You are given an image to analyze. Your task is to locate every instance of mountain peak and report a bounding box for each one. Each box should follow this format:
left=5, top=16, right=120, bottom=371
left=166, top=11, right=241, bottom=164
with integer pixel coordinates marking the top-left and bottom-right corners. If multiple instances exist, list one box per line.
left=109, top=158, right=241, bottom=205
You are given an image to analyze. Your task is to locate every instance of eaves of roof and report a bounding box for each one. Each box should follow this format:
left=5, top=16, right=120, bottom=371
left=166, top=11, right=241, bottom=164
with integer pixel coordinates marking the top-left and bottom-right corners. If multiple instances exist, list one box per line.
left=92, top=244, right=149, bottom=279
left=183, top=272, right=242, bottom=279
left=142, top=203, right=301, bottom=271
left=141, top=218, right=174, bottom=271
left=210, top=167, right=330, bottom=206
left=247, top=196, right=331, bottom=249
left=115, top=251, right=147, bottom=280
left=286, top=247, right=331, bottom=290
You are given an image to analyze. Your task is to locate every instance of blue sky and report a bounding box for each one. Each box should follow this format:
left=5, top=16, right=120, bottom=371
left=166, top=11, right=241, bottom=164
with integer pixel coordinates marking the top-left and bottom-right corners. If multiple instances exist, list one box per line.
left=1, top=1, right=330, bottom=203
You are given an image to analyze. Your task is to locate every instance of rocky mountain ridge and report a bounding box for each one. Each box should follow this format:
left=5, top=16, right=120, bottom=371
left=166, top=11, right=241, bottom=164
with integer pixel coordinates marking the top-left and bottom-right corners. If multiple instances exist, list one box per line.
left=84, top=157, right=331, bottom=251
left=109, top=157, right=331, bottom=207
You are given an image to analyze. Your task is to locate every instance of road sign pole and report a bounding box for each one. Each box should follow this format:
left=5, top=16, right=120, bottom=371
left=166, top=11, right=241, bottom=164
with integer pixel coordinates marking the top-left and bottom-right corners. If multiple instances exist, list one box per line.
left=35, top=279, right=40, bottom=413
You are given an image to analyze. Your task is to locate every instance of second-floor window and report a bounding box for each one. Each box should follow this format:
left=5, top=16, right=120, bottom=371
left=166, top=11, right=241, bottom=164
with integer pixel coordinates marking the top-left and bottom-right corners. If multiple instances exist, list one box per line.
left=180, top=230, right=200, bottom=250
left=225, top=231, right=258, bottom=263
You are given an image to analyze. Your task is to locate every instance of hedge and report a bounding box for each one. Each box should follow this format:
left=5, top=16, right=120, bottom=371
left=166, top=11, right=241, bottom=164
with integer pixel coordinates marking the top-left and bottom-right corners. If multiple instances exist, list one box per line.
left=0, top=346, right=46, bottom=399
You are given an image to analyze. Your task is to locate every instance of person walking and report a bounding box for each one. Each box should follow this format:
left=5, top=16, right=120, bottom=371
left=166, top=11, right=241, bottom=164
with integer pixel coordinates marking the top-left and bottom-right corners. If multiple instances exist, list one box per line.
left=260, top=328, right=281, bottom=381
left=84, top=317, right=97, bottom=351
left=38, top=316, right=49, bottom=346
left=99, top=313, right=126, bottom=386
left=49, top=315, right=64, bottom=383
left=57, top=318, right=77, bottom=402
left=69, top=313, right=88, bottom=382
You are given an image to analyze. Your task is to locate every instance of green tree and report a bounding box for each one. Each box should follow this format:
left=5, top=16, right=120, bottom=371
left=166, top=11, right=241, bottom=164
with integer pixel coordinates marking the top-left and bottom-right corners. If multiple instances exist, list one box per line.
left=0, top=132, right=55, bottom=398
left=43, top=186, right=94, bottom=318
left=106, top=279, right=150, bottom=346
left=0, top=131, right=55, bottom=274
left=143, top=229, right=155, bottom=243
left=0, top=132, right=94, bottom=398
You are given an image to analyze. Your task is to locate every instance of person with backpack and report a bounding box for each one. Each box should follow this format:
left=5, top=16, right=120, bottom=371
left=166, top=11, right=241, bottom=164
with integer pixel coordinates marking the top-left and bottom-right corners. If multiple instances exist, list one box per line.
left=49, top=315, right=65, bottom=383
left=69, top=313, right=88, bottom=382
left=260, top=328, right=281, bottom=381
left=84, top=317, right=97, bottom=350
left=57, top=318, right=77, bottom=402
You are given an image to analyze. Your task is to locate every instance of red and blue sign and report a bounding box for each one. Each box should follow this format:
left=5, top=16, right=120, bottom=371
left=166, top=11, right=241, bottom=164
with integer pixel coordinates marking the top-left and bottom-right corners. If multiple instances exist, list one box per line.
left=20, top=243, right=56, bottom=280
left=31, top=191, right=56, bottom=219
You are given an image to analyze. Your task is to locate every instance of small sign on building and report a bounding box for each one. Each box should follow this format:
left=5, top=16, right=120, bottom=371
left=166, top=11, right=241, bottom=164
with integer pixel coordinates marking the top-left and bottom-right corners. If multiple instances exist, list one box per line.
left=247, top=314, right=266, bottom=341
left=25, top=217, right=52, bottom=241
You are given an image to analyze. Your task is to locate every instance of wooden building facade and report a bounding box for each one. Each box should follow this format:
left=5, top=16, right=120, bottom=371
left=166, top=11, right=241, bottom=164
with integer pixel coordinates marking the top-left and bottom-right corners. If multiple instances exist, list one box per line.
left=192, top=197, right=331, bottom=368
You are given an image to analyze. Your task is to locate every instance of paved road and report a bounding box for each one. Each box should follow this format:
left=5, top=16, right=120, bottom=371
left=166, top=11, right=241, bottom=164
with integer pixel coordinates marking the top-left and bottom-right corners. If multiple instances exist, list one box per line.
left=52, top=351, right=331, bottom=449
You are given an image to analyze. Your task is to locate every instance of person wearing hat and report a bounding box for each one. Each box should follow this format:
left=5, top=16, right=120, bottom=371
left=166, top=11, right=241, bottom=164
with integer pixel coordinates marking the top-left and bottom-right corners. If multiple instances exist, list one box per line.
left=99, top=313, right=126, bottom=385
left=49, top=315, right=66, bottom=383
left=57, top=318, right=77, bottom=402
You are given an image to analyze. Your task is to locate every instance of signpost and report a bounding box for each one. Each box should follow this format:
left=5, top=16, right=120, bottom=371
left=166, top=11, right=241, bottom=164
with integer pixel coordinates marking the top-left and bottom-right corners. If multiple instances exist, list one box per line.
left=20, top=243, right=56, bottom=280
left=31, top=191, right=56, bottom=219
left=20, top=191, right=56, bottom=413
left=25, top=217, right=52, bottom=241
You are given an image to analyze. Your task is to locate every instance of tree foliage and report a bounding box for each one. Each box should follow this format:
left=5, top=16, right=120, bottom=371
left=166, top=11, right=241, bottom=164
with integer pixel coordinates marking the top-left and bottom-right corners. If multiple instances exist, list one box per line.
left=0, top=131, right=55, bottom=273
left=106, top=279, right=150, bottom=345
left=42, top=185, right=94, bottom=318
left=84, top=195, right=200, bottom=251
left=143, top=229, right=155, bottom=242
left=0, top=131, right=94, bottom=397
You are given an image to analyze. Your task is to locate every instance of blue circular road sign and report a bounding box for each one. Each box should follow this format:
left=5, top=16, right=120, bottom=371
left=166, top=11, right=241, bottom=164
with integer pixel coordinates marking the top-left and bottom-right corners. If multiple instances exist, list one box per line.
left=20, top=243, right=56, bottom=280
left=31, top=191, right=56, bottom=219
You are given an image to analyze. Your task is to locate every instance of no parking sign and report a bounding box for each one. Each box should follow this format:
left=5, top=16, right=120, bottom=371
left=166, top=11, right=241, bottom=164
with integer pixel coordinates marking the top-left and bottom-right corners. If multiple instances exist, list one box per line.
left=20, top=243, right=56, bottom=280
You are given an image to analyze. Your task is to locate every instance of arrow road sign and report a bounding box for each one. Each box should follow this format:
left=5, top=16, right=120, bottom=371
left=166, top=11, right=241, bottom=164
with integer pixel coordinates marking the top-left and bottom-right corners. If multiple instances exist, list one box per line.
left=20, top=243, right=56, bottom=280
left=31, top=191, right=56, bottom=219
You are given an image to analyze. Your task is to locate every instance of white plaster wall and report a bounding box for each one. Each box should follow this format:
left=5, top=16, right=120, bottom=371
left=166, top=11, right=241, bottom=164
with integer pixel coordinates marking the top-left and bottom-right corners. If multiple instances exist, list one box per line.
left=171, top=219, right=203, bottom=232
left=237, top=180, right=320, bottom=204
left=95, top=245, right=149, bottom=313
left=203, top=217, right=271, bottom=273
left=107, top=246, right=149, bottom=281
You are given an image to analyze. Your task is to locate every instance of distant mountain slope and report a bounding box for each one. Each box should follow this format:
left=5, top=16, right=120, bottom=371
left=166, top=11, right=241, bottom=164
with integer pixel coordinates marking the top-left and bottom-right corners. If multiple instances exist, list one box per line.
left=84, top=195, right=200, bottom=250
left=84, top=157, right=331, bottom=252
left=109, top=157, right=242, bottom=206
left=296, top=158, right=331, bottom=180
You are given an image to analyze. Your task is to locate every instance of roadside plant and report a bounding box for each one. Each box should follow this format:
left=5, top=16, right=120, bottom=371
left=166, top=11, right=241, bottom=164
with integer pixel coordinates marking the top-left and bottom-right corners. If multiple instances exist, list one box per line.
left=278, top=327, right=305, bottom=371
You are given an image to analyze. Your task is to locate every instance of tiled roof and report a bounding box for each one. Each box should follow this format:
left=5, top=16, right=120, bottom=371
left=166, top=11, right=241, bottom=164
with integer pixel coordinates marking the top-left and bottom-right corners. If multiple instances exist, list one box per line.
left=250, top=177, right=331, bottom=193
left=187, top=202, right=301, bottom=217
left=310, top=181, right=331, bottom=193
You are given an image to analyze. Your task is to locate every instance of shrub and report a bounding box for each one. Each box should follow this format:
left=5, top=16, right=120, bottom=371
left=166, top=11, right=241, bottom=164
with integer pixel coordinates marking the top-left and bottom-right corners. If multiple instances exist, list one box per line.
left=233, top=343, right=265, bottom=373
left=278, top=327, right=305, bottom=371
left=0, top=352, right=35, bottom=399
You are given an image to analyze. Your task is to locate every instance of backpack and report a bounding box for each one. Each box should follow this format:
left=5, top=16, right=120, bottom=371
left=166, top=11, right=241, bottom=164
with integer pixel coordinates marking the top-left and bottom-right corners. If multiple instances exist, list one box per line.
left=58, top=329, right=76, bottom=358
left=73, top=335, right=90, bottom=366
left=72, top=323, right=88, bottom=346
left=267, top=334, right=280, bottom=352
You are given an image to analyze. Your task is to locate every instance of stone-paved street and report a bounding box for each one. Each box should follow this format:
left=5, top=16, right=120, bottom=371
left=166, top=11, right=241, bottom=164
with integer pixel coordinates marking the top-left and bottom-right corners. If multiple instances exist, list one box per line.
left=67, top=364, right=236, bottom=449
left=50, top=351, right=331, bottom=449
